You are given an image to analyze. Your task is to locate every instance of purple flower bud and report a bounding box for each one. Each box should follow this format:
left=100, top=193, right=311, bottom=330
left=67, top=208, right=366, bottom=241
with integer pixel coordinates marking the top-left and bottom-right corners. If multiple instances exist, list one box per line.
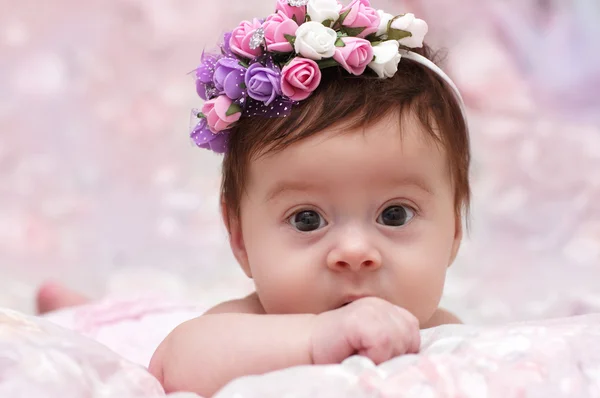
left=213, top=58, right=247, bottom=100
left=196, top=52, right=220, bottom=100
left=190, top=117, right=229, bottom=153
left=245, top=62, right=282, bottom=106
left=221, top=32, right=234, bottom=57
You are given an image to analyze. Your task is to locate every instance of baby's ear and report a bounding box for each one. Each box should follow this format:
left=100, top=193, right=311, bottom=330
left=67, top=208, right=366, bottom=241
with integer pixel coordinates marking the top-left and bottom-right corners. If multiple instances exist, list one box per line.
left=221, top=201, right=252, bottom=278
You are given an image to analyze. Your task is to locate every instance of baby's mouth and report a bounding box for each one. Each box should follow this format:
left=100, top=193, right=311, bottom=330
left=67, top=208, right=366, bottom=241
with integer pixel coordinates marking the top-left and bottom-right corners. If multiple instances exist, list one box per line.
left=337, top=295, right=371, bottom=308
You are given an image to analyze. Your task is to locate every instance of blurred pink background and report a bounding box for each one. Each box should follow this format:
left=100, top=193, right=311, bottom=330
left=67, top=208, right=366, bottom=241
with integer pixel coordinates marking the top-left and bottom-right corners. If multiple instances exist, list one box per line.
left=1, top=0, right=599, bottom=323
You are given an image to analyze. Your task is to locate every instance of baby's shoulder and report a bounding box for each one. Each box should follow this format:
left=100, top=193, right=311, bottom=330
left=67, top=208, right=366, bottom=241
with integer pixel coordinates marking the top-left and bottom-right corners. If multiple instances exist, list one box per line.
left=204, top=292, right=265, bottom=315
left=422, top=308, right=462, bottom=329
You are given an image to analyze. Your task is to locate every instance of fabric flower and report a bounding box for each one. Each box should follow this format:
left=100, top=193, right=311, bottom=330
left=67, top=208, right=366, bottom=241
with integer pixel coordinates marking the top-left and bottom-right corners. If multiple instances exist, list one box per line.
left=276, top=0, right=307, bottom=24
left=368, top=40, right=401, bottom=78
left=202, top=95, right=242, bottom=132
left=263, top=11, right=299, bottom=53
left=229, top=19, right=264, bottom=59
left=190, top=117, right=229, bottom=153
left=389, top=13, right=428, bottom=48
left=281, top=57, right=321, bottom=101
left=375, top=10, right=394, bottom=37
left=221, top=32, right=235, bottom=57
left=195, top=53, right=220, bottom=100
left=333, top=37, right=374, bottom=75
left=339, top=0, right=380, bottom=38
left=245, top=62, right=282, bottom=105
left=294, top=21, right=337, bottom=60
left=306, top=0, right=342, bottom=25
left=213, top=58, right=247, bottom=100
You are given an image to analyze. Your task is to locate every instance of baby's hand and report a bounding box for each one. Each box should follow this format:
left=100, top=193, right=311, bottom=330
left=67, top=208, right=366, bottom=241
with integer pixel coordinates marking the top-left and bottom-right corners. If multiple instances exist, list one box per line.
left=311, top=297, right=420, bottom=365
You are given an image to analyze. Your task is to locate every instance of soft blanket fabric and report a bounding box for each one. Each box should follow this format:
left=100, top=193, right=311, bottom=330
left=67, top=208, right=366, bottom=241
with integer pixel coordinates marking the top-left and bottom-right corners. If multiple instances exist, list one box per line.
left=1, top=302, right=599, bottom=397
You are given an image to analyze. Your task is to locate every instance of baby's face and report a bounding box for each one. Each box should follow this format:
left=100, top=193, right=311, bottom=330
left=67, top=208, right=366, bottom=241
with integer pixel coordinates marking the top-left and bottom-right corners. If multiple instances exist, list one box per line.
left=229, top=111, right=462, bottom=325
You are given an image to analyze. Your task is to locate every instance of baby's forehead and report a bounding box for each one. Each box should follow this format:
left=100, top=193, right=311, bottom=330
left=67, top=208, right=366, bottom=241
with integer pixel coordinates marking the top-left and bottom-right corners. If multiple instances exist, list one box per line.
left=247, top=114, right=451, bottom=194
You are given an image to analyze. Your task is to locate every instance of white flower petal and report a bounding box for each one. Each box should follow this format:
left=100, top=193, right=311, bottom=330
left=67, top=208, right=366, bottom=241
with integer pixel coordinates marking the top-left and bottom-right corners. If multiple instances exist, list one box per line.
left=376, top=10, right=394, bottom=37
left=307, top=0, right=343, bottom=23
left=390, top=13, right=415, bottom=31
left=294, top=21, right=337, bottom=60
left=368, top=40, right=401, bottom=78
left=398, top=18, right=428, bottom=48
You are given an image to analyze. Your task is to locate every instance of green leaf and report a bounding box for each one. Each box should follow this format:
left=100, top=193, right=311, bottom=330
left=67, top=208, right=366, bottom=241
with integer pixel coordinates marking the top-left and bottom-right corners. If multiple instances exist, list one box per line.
left=338, top=9, right=351, bottom=25
left=322, top=18, right=334, bottom=27
left=283, top=55, right=297, bottom=67
left=196, top=112, right=206, bottom=119
left=386, top=14, right=409, bottom=38
left=386, top=18, right=396, bottom=34
left=226, top=103, right=242, bottom=117
left=305, top=14, right=311, bottom=22
left=284, top=34, right=296, bottom=48
left=240, top=82, right=246, bottom=89
left=343, top=26, right=366, bottom=37
left=364, top=33, right=379, bottom=42
left=335, top=38, right=346, bottom=47
left=316, top=58, right=339, bottom=69
left=238, top=60, right=249, bottom=68
left=291, top=14, right=298, bottom=24
left=387, top=28, right=412, bottom=41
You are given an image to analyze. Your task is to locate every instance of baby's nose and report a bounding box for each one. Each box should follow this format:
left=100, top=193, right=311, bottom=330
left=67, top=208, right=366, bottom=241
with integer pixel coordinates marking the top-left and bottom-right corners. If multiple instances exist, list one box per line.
left=326, top=230, right=382, bottom=272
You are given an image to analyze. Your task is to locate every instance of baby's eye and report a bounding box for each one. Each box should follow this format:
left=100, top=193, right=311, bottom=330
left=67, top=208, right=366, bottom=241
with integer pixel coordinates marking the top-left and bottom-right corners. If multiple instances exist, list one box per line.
left=377, top=205, right=415, bottom=227
left=289, top=210, right=327, bottom=232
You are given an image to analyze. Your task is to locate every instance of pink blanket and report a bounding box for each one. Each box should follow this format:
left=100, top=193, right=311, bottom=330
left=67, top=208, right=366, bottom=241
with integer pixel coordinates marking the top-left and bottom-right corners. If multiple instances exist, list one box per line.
left=2, top=301, right=600, bottom=397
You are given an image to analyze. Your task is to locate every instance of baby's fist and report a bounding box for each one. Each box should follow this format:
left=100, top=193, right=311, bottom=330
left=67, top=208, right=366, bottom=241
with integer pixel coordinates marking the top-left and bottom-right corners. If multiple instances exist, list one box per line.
left=311, top=297, right=420, bottom=365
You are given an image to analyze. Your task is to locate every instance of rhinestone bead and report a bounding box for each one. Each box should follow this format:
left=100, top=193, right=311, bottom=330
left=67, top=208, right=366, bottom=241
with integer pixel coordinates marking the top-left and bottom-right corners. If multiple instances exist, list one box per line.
left=249, top=28, right=265, bottom=50
left=288, top=0, right=309, bottom=6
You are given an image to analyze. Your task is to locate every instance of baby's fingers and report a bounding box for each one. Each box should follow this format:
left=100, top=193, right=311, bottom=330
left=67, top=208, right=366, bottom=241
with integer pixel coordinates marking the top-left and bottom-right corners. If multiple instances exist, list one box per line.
left=390, top=307, right=421, bottom=355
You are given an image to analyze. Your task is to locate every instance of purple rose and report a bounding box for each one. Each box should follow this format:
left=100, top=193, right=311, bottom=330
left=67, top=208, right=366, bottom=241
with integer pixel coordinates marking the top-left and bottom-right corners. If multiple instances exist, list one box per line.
left=244, top=62, right=282, bottom=106
left=196, top=53, right=219, bottom=100
left=221, top=32, right=235, bottom=57
left=190, top=116, right=229, bottom=154
left=213, top=58, right=247, bottom=100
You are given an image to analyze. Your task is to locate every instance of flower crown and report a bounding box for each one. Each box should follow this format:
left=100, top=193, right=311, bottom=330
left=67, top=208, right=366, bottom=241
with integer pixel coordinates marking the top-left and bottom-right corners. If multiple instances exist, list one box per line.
left=190, top=0, right=464, bottom=153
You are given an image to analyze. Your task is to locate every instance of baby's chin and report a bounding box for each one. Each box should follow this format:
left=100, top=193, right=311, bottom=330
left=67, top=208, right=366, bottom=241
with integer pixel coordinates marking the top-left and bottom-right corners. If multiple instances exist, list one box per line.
left=260, top=300, right=341, bottom=315
left=259, top=294, right=400, bottom=314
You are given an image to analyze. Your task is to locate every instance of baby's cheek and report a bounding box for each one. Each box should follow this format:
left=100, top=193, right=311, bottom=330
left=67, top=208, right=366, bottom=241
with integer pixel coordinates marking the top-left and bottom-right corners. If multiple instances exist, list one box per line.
left=389, top=256, right=447, bottom=321
left=252, top=261, right=318, bottom=314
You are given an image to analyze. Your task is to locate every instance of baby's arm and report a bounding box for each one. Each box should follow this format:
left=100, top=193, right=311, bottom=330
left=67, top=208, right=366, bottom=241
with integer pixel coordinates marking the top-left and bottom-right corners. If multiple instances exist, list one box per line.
left=149, top=294, right=315, bottom=397
left=149, top=295, right=420, bottom=397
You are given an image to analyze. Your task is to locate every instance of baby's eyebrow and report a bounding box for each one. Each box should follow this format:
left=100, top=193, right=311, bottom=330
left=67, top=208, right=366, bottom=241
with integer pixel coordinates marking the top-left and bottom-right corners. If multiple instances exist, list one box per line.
left=265, top=175, right=434, bottom=202
left=384, top=175, right=435, bottom=195
left=265, top=180, right=322, bottom=202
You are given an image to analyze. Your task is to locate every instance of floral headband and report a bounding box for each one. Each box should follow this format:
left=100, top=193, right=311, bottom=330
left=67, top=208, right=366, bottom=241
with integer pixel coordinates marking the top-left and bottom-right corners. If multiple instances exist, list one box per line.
left=190, top=0, right=465, bottom=153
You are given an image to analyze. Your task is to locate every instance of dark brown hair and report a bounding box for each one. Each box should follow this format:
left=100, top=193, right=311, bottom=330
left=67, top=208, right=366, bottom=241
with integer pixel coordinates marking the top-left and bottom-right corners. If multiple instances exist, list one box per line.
left=221, top=44, right=470, bottom=226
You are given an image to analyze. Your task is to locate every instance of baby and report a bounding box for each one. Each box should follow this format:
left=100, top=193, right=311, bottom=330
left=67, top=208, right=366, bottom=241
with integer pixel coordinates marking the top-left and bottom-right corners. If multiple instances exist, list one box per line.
left=37, top=1, right=470, bottom=396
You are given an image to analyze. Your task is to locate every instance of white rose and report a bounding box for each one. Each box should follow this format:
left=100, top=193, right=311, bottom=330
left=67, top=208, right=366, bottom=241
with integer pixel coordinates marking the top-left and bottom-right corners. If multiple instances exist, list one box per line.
left=307, top=0, right=342, bottom=24
left=376, top=10, right=394, bottom=37
left=390, top=13, right=428, bottom=48
left=294, top=21, right=337, bottom=60
left=368, top=40, right=401, bottom=78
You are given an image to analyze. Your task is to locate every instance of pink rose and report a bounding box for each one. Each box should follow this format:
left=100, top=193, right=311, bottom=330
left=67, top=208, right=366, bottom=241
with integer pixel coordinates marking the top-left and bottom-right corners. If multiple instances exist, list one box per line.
left=275, top=0, right=306, bottom=24
left=263, top=11, right=299, bottom=53
left=333, top=37, right=374, bottom=75
left=281, top=57, right=321, bottom=101
left=340, top=0, right=380, bottom=38
left=229, top=19, right=263, bottom=59
left=202, top=95, right=242, bottom=132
